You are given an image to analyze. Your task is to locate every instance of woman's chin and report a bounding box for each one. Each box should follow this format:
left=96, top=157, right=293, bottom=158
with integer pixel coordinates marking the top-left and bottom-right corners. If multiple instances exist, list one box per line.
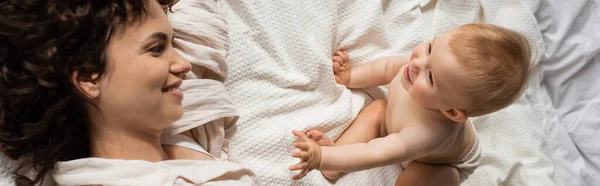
left=171, top=109, right=184, bottom=122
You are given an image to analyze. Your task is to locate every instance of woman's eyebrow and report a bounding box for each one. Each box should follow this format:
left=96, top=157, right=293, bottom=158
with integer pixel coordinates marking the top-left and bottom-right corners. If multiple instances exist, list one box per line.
left=146, top=32, right=168, bottom=42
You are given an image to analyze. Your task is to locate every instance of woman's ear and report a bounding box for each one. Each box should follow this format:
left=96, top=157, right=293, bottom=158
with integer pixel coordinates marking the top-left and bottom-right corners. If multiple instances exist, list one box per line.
left=441, top=108, right=467, bottom=122
left=71, top=71, right=100, bottom=99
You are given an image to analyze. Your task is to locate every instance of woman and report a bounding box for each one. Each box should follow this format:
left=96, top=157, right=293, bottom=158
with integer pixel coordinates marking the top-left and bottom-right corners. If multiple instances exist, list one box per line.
left=0, top=0, right=254, bottom=185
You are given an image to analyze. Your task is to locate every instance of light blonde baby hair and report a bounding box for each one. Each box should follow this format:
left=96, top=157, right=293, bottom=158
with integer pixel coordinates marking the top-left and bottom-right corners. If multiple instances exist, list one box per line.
left=449, top=23, right=532, bottom=116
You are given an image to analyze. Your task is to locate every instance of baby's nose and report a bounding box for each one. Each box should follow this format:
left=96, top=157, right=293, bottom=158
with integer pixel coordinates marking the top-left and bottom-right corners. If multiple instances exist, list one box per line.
left=410, top=62, right=421, bottom=75
left=410, top=46, right=420, bottom=60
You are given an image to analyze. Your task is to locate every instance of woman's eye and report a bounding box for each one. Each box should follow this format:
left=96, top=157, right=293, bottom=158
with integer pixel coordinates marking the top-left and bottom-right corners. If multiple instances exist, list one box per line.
left=429, top=71, right=434, bottom=86
left=149, top=44, right=166, bottom=56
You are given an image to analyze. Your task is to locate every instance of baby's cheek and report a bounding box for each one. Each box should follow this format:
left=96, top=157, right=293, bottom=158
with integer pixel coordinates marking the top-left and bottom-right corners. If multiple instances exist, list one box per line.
left=409, top=85, right=438, bottom=107
left=408, top=85, right=427, bottom=102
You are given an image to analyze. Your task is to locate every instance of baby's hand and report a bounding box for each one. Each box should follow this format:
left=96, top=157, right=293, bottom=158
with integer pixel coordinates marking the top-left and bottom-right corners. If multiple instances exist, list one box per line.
left=332, top=50, right=351, bottom=86
left=289, top=130, right=322, bottom=180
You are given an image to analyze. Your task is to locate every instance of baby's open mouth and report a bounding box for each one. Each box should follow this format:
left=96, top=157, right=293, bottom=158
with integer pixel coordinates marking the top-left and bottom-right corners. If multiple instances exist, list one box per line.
left=405, top=65, right=412, bottom=84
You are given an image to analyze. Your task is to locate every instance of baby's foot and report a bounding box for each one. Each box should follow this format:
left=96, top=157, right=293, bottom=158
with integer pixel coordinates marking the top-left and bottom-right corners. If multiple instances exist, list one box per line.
left=306, top=130, right=342, bottom=180
left=332, top=50, right=351, bottom=86
left=306, top=130, right=334, bottom=146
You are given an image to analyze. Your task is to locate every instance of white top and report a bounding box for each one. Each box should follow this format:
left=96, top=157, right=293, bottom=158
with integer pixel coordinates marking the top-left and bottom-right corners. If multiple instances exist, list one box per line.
left=48, top=158, right=256, bottom=186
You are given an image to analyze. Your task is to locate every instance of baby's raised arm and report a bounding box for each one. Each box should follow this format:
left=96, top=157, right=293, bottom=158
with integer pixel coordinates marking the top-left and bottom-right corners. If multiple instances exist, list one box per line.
left=333, top=50, right=409, bottom=88
left=319, top=123, right=449, bottom=172
left=289, top=123, right=452, bottom=179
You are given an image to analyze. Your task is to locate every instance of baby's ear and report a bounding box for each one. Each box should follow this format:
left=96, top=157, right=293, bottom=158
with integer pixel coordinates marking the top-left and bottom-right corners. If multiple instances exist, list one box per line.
left=441, top=109, right=467, bottom=122
left=71, top=71, right=100, bottom=99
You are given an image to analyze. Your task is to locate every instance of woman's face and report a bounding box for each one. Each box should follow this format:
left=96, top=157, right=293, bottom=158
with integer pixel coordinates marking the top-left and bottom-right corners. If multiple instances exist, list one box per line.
left=95, top=1, right=191, bottom=131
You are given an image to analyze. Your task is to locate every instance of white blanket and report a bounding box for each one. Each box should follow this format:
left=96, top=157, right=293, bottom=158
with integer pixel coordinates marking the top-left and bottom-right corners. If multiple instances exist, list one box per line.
left=220, top=0, right=555, bottom=185
left=163, top=0, right=238, bottom=161
left=524, top=0, right=600, bottom=185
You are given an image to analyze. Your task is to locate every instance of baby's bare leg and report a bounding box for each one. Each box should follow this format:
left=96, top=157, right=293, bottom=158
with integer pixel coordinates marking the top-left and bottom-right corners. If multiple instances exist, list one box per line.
left=334, top=99, right=386, bottom=145
left=308, top=99, right=387, bottom=180
left=395, top=162, right=460, bottom=186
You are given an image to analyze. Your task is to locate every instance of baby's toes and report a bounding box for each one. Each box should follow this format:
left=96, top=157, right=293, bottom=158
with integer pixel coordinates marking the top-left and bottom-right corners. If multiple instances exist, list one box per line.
left=307, top=130, right=334, bottom=146
left=306, top=130, right=324, bottom=140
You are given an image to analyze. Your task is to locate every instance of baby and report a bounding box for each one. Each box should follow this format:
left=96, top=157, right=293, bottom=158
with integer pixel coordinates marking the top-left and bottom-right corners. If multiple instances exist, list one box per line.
left=289, top=23, right=531, bottom=185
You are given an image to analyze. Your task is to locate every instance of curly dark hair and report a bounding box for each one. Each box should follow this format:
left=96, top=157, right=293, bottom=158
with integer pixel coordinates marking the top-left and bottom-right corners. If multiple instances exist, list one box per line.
left=0, top=0, right=174, bottom=185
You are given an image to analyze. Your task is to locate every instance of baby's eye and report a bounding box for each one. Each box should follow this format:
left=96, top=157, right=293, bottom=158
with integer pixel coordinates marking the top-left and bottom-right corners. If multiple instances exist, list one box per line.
left=428, top=71, right=434, bottom=86
left=428, top=42, right=432, bottom=54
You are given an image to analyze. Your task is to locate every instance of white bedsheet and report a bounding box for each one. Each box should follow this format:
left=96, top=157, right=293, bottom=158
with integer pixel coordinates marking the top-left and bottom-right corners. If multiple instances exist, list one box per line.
left=523, top=0, right=600, bottom=185
left=221, top=0, right=554, bottom=185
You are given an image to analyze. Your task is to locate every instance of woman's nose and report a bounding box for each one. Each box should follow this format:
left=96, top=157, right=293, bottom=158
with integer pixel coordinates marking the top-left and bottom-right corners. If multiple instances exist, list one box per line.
left=170, top=51, right=192, bottom=77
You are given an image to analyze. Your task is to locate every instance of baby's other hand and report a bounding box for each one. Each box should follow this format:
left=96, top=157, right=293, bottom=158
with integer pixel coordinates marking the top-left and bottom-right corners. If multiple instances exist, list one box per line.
left=289, top=130, right=322, bottom=180
left=332, top=50, right=351, bottom=86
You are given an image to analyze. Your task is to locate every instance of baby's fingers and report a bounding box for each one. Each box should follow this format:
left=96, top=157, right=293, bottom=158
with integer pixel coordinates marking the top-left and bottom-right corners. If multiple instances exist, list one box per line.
left=335, top=76, right=343, bottom=84
left=332, top=55, right=343, bottom=63
left=294, top=142, right=308, bottom=151
left=336, top=50, right=349, bottom=61
left=289, top=162, right=307, bottom=171
left=292, top=169, right=309, bottom=180
left=333, top=61, right=342, bottom=74
left=292, top=130, right=310, bottom=141
left=292, top=151, right=311, bottom=159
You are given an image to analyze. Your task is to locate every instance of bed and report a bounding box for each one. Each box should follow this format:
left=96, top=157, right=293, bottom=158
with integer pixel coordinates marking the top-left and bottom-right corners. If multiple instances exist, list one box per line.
left=218, top=0, right=595, bottom=185
left=0, top=0, right=597, bottom=185
left=524, top=0, right=600, bottom=185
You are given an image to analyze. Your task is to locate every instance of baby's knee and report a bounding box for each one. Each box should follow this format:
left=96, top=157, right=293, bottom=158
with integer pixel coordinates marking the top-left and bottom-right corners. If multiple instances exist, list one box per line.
left=364, top=99, right=388, bottom=115
left=369, top=99, right=387, bottom=108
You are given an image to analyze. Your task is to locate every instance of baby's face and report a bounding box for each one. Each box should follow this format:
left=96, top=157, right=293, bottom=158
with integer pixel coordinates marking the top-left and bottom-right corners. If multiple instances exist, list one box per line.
left=400, top=29, right=471, bottom=111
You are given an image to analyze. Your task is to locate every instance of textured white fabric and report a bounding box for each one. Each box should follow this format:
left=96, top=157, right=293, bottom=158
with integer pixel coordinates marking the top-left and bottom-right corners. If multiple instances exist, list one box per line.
left=523, top=0, right=600, bottom=186
left=163, top=0, right=239, bottom=161
left=162, top=134, right=211, bottom=155
left=49, top=158, right=255, bottom=186
left=220, top=0, right=555, bottom=185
